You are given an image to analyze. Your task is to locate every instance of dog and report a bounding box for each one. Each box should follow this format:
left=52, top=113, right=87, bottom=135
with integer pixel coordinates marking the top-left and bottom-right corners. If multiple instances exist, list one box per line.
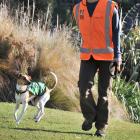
left=14, top=72, right=57, bottom=125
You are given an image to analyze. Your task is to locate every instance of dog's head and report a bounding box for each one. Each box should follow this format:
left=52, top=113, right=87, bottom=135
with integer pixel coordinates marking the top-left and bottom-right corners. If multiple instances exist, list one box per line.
left=16, top=74, right=31, bottom=94
left=17, top=74, right=31, bottom=85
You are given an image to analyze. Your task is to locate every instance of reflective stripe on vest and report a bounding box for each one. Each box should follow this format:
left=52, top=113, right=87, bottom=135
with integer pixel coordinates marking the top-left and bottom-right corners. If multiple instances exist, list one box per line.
left=105, top=0, right=112, bottom=51
left=80, top=47, right=113, bottom=54
left=78, top=0, right=114, bottom=54
left=75, top=3, right=80, bottom=26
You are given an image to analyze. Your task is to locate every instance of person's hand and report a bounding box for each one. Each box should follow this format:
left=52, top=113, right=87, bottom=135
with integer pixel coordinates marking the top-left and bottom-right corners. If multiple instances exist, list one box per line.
left=116, top=61, right=122, bottom=73
left=109, top=59, right=124, bottom=78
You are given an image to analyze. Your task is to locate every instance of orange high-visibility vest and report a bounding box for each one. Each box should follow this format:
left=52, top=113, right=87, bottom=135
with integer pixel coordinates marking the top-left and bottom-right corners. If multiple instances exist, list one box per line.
left=73, top=0, right=117, bottom=60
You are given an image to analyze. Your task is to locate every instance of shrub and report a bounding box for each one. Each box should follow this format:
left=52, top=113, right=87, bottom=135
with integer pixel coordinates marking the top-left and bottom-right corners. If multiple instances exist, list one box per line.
left=113, top=78, right=140, bottom=123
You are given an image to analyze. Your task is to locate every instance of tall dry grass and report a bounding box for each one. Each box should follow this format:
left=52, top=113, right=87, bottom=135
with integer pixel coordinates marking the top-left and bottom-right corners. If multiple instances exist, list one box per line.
left=0, top=3, right=80, bottom=111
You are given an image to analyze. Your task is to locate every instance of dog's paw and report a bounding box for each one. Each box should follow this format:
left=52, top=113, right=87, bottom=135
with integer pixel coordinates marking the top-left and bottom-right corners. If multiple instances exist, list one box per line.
left=16, top=121, right=20, bottom=125
left=34, top=119, right=39, bottom=123
left=16, top=120, right=20, bottom=125
left=34, top=118, right=41, bottom=123
left=34, top=118, right=38, bottom=122
left=33, top=116, right=38, bottom=120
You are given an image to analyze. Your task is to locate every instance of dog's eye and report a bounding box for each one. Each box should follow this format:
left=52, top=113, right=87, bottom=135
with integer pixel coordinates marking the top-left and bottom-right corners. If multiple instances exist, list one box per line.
left=23, top=77, right=27, bottom=80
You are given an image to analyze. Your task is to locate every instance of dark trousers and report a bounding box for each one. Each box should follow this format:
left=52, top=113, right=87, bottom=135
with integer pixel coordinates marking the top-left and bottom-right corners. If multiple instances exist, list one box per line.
left=78, top=57, right=112, bottom=130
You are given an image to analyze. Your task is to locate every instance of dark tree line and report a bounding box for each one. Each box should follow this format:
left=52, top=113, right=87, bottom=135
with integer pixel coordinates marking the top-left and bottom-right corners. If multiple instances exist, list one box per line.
left=0, top=0, right=139, bottom=25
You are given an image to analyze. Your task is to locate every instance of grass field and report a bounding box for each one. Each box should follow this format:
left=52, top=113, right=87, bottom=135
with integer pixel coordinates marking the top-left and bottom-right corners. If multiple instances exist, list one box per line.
left=0, top=103, right=140, bottom=140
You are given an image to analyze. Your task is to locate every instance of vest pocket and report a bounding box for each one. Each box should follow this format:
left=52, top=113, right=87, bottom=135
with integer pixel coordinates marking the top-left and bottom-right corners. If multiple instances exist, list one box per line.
left=93, top=15, right=103, bottom=27
left=94, top=15, right=103, bottom=19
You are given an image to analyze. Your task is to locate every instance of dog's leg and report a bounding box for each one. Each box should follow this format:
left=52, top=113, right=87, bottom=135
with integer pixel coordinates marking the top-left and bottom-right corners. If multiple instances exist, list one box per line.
left=14, top=94, right=21, bottom=122
left=14, top=101, right=20, bottom=121
left=35, top=101, right=45, bottom=122
left=34, top=103, right=41, bottom=120
left=16, top=92, right=29, bottom=124
left=35, top=92, right=50, bottom=122
left=30, top=97, right=40, bottom=120
left=16, top=102, right=28, bottom=124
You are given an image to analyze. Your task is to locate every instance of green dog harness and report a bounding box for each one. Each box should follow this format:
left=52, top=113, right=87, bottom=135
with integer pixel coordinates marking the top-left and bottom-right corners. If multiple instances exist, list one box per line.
left=28, top=82, right=46, bottom=96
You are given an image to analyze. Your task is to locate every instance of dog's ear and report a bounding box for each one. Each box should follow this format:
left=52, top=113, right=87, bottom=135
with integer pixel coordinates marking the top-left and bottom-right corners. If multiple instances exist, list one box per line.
left=27, top=66, right=32, bottom=76
left=23, top=75, right=32, bottom=81
left=17, top=73, right=22, bottom=78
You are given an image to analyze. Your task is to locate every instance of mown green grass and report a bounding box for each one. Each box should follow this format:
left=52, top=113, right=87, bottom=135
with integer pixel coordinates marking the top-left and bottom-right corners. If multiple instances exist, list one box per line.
left=0, top=103, right=140, bottom=140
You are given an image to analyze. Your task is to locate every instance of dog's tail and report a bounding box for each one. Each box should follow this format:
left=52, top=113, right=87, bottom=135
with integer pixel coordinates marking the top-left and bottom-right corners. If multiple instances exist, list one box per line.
left=49, top=72, right=58, bottom=92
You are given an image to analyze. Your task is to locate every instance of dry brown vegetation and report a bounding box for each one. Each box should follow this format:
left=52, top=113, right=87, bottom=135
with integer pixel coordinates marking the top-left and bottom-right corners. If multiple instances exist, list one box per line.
left=0, top=3, right=80, bottom=111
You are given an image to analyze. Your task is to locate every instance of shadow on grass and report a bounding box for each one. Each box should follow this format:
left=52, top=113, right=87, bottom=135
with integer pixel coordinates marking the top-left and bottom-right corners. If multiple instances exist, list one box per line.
left=12, top=127, right=93, bottom=136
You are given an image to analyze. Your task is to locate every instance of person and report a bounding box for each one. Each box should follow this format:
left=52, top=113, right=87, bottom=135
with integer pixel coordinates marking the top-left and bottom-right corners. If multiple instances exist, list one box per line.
left=73, top=0, right=122, bottom=137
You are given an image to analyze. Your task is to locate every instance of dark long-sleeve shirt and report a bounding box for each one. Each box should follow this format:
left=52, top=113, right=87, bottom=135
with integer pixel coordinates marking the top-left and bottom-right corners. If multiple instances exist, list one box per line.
left=86, top=1, right=121, bottom=61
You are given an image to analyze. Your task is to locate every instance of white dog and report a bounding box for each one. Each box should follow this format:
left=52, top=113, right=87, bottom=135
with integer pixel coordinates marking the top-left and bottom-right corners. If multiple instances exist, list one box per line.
left=14, top=72, right=57, bottom=125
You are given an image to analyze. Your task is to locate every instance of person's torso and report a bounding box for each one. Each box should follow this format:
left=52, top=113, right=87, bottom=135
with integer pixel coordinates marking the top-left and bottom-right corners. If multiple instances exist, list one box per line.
left=73, top=0, right=116, bottom=60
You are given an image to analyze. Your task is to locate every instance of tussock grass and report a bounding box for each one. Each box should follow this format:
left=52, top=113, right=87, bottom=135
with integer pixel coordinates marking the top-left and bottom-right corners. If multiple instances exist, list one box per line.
left=0, top=3, right=80, bottom=111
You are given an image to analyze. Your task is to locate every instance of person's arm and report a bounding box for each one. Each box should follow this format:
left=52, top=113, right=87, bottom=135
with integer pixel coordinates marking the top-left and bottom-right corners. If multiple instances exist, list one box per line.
left=112, top=7, right=122, bottom=71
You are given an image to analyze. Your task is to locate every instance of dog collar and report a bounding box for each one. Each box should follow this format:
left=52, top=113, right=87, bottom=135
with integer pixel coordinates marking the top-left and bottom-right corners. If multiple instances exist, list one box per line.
left=16, top=87, right=28, bottom=94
